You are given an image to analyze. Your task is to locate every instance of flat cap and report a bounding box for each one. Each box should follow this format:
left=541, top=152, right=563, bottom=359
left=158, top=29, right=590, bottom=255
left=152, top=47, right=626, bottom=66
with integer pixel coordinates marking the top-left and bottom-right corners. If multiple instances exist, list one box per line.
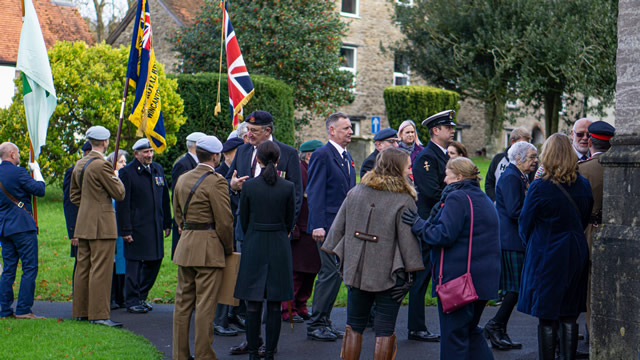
left=186, top=132, right=206, bottom=142
left=588, top=121, right=615, bottom=141
left=132, top=138, right=152, bottom=151
left=196, top=135, right=223, bottom=153
left=86, top=126, right=110, bottom=141
left=245, top=110, right=273, bottom=125
left=300, top=139, right=323, bottom=153
left=221, top=137, right=244, bottom=153
left=373, top=128, right=398, bottom=141
left=80, top=140, right=92, bottom=152
left=422, top=110, right=456, bottom=129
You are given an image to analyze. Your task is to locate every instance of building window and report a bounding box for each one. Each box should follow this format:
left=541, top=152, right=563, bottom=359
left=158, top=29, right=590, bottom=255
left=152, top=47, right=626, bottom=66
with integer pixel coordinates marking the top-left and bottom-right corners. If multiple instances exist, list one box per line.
left=393, top=53, right=410, bottom=86
left=351, top=119, right=361, bottom=136
left=340, top=45, right=357, bottom=91
left=341, top=0, right=359, bottom=17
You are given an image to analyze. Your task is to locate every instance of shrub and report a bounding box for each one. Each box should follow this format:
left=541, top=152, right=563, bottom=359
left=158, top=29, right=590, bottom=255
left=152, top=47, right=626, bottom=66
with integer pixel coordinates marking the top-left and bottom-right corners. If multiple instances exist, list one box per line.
left=384, top=85, right=460, bottom=142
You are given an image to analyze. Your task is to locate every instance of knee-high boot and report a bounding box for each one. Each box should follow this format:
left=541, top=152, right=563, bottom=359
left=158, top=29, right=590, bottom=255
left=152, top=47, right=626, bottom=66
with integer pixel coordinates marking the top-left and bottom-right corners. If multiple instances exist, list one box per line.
left=265, top=304, right=282, bottom=360
left=246, top=310, right=261, bottom=360
left=558, top=322, right=579, bottom=360
left=340, top=325, right=363, bottom=360
left=537, top=324, right=557, bottom=360
left=373, top=333, right=397, bottom=360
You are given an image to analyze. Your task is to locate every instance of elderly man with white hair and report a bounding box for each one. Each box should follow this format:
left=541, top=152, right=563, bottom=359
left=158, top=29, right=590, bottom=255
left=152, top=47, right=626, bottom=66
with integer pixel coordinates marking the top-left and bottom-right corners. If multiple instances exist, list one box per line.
left=483, top=140, right=538, bottom=351
left=571, top=118, right=593, bottom=161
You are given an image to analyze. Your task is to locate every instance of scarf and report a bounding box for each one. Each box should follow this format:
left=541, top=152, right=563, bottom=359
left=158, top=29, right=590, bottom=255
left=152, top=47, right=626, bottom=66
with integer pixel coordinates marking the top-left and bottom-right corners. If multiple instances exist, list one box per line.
left=398, top=141, right=415, bottom=155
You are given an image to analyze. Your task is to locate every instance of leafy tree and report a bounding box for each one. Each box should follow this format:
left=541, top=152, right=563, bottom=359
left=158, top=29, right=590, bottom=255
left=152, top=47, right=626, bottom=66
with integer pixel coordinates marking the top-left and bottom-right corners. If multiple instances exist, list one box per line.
left=168, top=0, right=354, bottom=116
left=392, top=0, right=616, bottom=146
left=0, top=41, right=186, bottom=183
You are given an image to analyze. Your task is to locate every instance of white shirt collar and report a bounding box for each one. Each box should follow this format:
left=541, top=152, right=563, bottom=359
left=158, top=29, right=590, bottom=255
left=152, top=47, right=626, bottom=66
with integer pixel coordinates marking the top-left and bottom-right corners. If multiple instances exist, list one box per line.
left=432, top=141, right=448, bottom=155
left=328, top=139, right=346, bottom=155
left=573, top=145, right=589, bottom=160
left=188, top=152, right=198, bottom=163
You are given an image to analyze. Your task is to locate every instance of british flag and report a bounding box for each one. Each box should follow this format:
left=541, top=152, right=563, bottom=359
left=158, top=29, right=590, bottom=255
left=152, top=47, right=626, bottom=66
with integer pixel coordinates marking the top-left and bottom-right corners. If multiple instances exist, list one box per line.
left=223, top=1, right=254, bottom=129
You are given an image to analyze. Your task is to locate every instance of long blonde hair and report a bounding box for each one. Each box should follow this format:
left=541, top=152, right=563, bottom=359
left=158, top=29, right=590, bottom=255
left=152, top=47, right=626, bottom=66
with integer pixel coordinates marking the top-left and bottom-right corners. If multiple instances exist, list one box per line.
left=540, top=133, right=578, bottom=184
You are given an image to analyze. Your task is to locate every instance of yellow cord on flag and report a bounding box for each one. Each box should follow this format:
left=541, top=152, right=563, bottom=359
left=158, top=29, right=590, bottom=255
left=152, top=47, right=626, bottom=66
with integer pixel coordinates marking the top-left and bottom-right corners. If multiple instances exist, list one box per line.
left=214, top=0, right=225, bottom=116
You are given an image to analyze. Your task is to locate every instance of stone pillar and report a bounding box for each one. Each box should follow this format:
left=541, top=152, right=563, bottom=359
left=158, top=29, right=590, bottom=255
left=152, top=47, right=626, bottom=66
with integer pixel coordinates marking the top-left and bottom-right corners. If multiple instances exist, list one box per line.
left=591, top=1, right=640, bottom=358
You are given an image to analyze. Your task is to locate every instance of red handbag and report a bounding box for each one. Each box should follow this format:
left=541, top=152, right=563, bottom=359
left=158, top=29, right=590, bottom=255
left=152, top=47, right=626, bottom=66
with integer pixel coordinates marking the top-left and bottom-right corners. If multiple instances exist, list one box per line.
left=435, top=194, right=479, bottom=314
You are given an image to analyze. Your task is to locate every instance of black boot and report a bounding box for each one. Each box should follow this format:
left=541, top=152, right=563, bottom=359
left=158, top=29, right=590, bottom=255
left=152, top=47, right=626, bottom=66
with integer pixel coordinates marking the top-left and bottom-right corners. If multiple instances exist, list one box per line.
left=264, top=351, right=275, bottom=360
left=501, top=323, right=523, bottom=349
left=537, top=323, right=557, bottom=360
left=484, top=319, right=511, bottom=350
left=246, top=310, right=261, bottom=359
left=265, top=302, right=282, bottom=358
left=558, top=322, right=579, bottom=360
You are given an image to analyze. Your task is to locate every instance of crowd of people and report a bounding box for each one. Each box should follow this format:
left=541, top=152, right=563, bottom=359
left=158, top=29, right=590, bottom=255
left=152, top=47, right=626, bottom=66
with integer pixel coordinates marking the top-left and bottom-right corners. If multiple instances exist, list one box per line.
left=0, top=109, right=615, bottom=360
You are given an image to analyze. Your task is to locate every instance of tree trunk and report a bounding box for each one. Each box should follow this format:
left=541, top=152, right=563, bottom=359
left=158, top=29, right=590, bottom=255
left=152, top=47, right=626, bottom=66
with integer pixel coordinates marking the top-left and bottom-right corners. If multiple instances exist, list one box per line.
left=543, top=90, right=562, bottom=135
left=483, top=98, right=506, bottom=155
left=92, top=0, right=106, bottom=42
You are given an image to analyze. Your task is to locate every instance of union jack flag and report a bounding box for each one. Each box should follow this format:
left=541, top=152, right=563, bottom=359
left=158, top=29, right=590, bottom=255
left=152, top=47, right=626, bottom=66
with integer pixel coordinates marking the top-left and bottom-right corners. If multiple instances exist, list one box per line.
left=223, top=1, right=254, bottom=129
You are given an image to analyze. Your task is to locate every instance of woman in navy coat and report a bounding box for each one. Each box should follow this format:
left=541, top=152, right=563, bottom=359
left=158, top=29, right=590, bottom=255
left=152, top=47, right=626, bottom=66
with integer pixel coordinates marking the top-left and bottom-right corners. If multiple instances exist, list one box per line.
left=234, top=141, right=296, bottom=360
left=517, top=134, right=593, bottom=360
left=483, top=141, right=538, bottom=350
left=404, top=157, right=501, bottom=360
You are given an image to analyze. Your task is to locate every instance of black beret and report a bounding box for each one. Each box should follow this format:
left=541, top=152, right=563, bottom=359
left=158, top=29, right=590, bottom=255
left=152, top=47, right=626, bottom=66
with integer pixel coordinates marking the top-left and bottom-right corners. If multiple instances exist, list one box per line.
left=80, top=141, right=92, bottom=152
left=373, top=128, right=398, bottom=141
left=221, top=137, right=244, bottom=153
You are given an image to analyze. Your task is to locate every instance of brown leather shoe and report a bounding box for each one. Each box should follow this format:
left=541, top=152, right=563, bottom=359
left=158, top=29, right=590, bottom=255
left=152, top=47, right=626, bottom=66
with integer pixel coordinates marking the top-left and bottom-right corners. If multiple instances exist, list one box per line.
left=15, top=313, right=45, bottom=319
left=373, top=333, right=397, bottom=360
left=340, top=325, right=363, bottom=360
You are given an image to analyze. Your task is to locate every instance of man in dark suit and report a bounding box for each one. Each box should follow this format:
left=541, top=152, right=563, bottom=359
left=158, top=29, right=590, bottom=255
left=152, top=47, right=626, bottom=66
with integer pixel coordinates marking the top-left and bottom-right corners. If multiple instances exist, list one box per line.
left=116, top=138, right=172, bottom=314
left=227, top=110, right=303, bottom=355
left=170, top=132, right=205, bottom=259
left=63, top=141, right=92, bottom=286
left=0, top=142, right=46, bottom=319
left=306, top=112, right=357, bottom=341
left=407, top=110, right=456, bottom=342
left=360, top=127, right=399, bottom=177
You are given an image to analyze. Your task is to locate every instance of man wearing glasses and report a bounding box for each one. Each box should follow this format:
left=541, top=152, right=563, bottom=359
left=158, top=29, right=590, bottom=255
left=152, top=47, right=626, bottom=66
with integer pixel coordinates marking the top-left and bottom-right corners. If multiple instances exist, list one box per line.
left=571, top=118, right=593, bottom=161
left=360, top=128, right=400, bottom=177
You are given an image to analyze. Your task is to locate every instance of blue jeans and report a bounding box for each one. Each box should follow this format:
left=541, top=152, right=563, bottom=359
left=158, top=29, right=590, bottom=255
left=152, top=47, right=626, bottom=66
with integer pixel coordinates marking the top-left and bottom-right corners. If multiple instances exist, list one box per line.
left=347, top=287, right=400, bottom=337
left=0, top=231, right=38, bottom=316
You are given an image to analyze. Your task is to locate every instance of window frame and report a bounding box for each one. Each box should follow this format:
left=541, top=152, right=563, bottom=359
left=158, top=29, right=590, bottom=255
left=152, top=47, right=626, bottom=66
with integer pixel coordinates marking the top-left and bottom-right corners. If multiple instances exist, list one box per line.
left=340, top=0, right=360, bottom=17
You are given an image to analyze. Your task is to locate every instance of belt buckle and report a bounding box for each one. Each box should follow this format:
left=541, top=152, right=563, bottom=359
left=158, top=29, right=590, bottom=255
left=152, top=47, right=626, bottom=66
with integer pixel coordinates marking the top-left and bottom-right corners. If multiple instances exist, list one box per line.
left=17, top=201, right=24, bottom=208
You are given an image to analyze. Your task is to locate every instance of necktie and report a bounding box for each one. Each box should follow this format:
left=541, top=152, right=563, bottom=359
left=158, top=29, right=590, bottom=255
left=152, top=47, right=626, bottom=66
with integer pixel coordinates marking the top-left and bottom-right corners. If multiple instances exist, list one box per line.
left=580, top=155, right=588, bottom=161
left=342, top=151, right=350, bottom=175
left=250, top=154, right=258, bottom=178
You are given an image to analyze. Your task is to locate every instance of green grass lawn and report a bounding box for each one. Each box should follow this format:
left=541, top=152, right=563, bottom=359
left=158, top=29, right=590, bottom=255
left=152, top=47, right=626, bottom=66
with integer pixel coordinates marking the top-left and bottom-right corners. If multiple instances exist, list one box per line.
left=4, top=156, right=492, bottom=307
left=0, top=318, right=162, bottom=359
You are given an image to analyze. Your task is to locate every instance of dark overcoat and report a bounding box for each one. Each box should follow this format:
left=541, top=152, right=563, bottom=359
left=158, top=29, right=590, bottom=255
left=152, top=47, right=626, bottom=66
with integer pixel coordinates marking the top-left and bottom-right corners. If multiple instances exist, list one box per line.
left=495, top=163, right=528, bottom=252
left=291, top=160, right=320, bottom=274
left=359, top=149, right=378, bottom=178
left=170, top=153, right=197, bottom=258
left=63, top=166, right=79, bottom=257
left=116, top=158, right=171, bottom=261
left=411, top=180, right=501, bottom=300
left=413, top=141, right=449, bottom=219
left=0, top=162, right=45, bottom=237
left=234, top=176, right=296, bottom=302
left=306, top=142, right=356, bottom=233
left=517, top=176, right=593, bottom=319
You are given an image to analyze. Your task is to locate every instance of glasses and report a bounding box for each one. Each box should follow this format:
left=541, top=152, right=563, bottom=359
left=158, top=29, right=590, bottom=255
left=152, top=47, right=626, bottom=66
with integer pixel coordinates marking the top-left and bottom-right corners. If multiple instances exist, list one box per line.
left=575, top=132, right=590, bottom=138
left=246, top=126, right=264, bottom=134
left=385, top=139, right=401, bottom=144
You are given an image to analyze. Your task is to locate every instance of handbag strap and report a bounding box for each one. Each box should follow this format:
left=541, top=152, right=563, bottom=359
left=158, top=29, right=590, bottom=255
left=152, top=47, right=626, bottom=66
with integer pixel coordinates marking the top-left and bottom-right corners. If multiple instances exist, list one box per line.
left=438, top=194, right=474, bottom=287
left=554, top=182, right=582, bottom=221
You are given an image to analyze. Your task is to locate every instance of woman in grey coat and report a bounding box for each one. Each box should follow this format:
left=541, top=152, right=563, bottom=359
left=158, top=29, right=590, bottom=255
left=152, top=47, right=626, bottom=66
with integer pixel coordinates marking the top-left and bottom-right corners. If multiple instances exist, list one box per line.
left=322, top=147, right=424, bottom=360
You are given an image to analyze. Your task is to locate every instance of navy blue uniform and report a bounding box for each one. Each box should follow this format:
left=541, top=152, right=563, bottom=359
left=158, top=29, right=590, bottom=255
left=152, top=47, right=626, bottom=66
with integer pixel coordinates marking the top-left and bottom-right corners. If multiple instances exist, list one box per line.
left=408, top=140, right=449, bottom=333
left=0, top=161, right=45, bottom=317
left=116, top=158, right=171, bottom=307
left=412, top=180, right=500, bottom=359
left=170, top=153, right=197, bottom=259
left=496, top=163, right=528, bottom=252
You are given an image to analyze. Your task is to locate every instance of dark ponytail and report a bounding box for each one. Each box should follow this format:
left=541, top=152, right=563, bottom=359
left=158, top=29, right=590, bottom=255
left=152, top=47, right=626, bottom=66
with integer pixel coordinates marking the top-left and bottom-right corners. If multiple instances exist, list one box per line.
left=257, top=140, right=280, bottom=185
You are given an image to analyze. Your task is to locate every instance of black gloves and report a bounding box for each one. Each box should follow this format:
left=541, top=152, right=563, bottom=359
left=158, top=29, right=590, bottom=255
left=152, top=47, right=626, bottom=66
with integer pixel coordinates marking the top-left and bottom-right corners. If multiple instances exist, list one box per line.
left=390, top=271, right=414, bottom=303
left=402, top=208, right=420, bottom=226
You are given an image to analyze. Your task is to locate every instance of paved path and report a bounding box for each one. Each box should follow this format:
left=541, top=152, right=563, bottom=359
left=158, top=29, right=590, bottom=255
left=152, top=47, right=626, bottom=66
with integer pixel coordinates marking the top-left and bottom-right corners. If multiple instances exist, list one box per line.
left=32, top=301, right=587, bottom=359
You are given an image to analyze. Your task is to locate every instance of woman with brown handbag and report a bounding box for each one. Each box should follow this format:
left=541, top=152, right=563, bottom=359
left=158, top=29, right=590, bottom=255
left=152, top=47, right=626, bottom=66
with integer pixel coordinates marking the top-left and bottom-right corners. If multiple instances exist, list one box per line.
left=403, top=157, right=501, bottom=360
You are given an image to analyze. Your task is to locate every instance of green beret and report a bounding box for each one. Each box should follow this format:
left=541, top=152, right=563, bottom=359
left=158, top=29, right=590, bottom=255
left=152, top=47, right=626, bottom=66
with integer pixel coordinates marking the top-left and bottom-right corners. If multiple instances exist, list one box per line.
left=300, top=139, right=323, bottom=153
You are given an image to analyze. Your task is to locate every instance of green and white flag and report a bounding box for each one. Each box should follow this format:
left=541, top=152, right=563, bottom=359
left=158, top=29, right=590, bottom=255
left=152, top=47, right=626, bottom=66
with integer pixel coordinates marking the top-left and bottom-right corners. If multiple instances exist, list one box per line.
left=16, top=0, right=57, bottom=160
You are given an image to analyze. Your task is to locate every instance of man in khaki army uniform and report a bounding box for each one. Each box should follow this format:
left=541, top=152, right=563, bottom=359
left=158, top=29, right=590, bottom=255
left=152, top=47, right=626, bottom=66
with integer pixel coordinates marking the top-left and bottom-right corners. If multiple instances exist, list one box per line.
left=172, top=135, right=234, bottom=360
left=578, top=120, right=615, bottom=339
left=70, top=126, right=125, bottom=327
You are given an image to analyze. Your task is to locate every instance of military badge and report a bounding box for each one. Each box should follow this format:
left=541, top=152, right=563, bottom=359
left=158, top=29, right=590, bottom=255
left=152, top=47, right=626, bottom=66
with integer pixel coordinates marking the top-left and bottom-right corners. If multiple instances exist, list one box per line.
left=424, top=161, right=430, bottom=172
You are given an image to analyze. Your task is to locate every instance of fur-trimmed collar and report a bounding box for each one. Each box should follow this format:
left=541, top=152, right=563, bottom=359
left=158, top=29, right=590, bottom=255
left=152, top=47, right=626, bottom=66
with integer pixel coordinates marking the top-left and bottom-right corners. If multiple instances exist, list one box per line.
left=360, top=171, right=417, bottom=200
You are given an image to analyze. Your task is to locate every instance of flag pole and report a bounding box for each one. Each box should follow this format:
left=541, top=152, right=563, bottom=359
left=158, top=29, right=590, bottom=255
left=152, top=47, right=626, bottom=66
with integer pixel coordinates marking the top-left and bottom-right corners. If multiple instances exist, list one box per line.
left=22, top=0, right=38, bottom=228
left=113, top=80, right=130, bottom=169
left=214, top=0, right=225, bottom=117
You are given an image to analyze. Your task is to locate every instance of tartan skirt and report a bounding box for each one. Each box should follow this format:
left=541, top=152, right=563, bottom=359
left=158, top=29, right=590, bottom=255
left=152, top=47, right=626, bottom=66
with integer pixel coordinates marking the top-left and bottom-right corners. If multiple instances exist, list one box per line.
left=500, top=250, right=525, bottom=293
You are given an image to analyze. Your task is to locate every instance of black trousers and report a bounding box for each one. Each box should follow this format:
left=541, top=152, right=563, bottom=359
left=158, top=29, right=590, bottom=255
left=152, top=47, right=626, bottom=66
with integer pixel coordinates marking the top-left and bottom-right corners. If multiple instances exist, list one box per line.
left=124, top=259, right=162, bottom=307
left=308, top=241, right=342, bottom=330
left=408, top=257, right=433, bottom=331
left=347, top=287, right=400, bottom=337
